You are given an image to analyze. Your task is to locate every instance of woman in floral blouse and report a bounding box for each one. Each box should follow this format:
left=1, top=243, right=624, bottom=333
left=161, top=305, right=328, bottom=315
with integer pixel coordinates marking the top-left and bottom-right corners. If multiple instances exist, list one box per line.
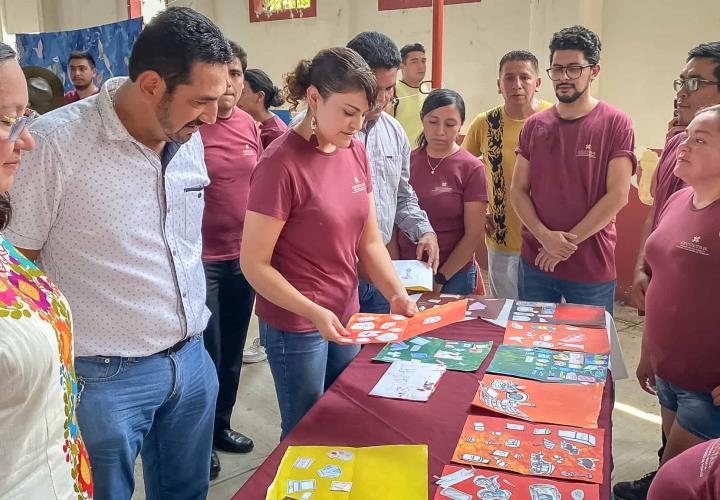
left=0, top=43, right=93, bottom=498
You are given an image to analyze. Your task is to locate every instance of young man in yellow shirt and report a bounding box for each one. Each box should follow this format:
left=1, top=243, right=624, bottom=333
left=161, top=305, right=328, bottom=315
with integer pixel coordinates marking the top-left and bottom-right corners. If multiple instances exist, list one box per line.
left=393, top=43, right=427, bottom=146
left=463, top=50, right=552, bottom=298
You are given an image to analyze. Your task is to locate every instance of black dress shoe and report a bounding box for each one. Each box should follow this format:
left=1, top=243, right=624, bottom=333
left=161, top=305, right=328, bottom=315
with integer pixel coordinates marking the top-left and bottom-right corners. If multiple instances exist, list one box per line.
left=214, top=428, right=254, bottom=454
left=210, top=450, right=221, bottom=480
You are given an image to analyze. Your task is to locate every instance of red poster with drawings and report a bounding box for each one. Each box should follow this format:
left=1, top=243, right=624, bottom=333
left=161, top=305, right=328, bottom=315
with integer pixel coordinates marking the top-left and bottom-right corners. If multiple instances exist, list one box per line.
left=340, top=300, right=468, bottom=344
left=433, top=465, right=599, bottom=500
left=503, top=321, right=610, bottom=353
left=472, top=374, right=603, bottom=429
left=451, top=415, right=604, bottom=484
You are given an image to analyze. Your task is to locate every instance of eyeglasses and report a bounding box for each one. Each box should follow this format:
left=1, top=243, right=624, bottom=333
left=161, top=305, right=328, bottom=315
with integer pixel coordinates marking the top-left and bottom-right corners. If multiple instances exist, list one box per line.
left=546, top=64, right=594, bottom=81
left=673, top=77, right=720, bottom=92
left=0, top=109, right=31, bottom=142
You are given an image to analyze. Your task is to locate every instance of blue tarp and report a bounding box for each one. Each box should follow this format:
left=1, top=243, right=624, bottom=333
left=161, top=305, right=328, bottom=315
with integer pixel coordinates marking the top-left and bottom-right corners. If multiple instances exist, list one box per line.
left=16, top=18, right=143, bottom=92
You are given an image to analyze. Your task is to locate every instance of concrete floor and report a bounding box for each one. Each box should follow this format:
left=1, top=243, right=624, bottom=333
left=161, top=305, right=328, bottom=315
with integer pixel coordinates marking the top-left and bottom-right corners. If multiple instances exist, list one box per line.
left=129, top=301, right=661, bottom=499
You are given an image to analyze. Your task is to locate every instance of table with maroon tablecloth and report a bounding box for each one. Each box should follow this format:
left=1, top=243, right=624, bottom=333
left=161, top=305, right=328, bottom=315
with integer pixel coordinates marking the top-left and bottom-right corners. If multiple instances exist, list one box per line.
left=233, top=319, right=614, bottom=499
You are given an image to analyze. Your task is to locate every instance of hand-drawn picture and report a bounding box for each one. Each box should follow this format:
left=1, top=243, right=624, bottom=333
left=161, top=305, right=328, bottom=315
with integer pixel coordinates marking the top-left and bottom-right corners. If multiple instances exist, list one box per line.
left=433, top=465, right=599, bottom=500
left=451, top=416, right=604, bottom=484
left=374, top=336, right=493, bottom=371
left=510, top=301, right=606, bottom=328
left=473, top=374, right=604, bottom=429
left=342, top=300, right=468, bottom=344
left=487, top=345, right=609, bottom=384
left=504, top=321, right=610, bottom=354
left=417, top=293, right=506, bottom=321
left=393, top=260, right=434, bottom=292
left=369, top=360, right=446, bottom=402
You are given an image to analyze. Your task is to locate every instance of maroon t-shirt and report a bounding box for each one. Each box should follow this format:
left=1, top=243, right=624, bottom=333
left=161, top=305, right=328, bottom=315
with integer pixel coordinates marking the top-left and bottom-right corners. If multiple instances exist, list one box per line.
left=246, top=130, right=372, bottom=333
left=645, top=187, right=720, bottom=392
left=199, top=108, right=262, bottom=261
left=63, top=88, right=100, bottom=104
left=651, top=132, right=686, bottom=229
left=648, top=439, right=720, bottom=500
left=516, top=101, right=636, bottom=282
left=260, top=114, right=288, bottom=150
left=398, top=148, right=488, bottom=271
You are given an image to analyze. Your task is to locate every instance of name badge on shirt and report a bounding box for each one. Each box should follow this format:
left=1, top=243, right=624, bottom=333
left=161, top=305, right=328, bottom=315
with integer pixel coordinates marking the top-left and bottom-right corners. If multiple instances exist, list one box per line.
left=351, top=176, right=366, bottom=194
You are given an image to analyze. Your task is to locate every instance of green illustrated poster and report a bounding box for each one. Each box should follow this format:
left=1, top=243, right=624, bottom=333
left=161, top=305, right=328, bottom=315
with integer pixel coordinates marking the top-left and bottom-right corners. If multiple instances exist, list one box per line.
left=487, top=345, right=608, bottom=384
left=374, top=336, right=493, bottom=372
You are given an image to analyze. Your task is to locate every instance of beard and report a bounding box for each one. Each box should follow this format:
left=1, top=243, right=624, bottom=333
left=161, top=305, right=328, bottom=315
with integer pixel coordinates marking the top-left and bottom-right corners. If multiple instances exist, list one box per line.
left=155, top=94, right=203, bottom=144
left=73, top=81, right=92, bottom=91
left=555, top=82, right=588, bottom=103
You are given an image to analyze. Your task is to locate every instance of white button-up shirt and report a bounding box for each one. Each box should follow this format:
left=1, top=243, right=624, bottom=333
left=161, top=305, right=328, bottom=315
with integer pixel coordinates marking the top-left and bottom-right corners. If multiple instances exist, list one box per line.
left=7, top=77, right=211, bottom=357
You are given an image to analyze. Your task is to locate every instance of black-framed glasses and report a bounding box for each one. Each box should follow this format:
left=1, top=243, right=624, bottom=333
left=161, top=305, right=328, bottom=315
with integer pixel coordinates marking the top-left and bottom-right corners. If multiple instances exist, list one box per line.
left=0, top=108, right=31, bottom=142
left=673, top=77, right=720, bottom=92
left=546, top=64, right=594, bottom=81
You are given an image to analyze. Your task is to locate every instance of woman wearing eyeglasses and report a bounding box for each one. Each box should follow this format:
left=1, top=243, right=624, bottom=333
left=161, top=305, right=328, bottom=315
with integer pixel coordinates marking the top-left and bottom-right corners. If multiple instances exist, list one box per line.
left=0, top=43, right=94, bottom=498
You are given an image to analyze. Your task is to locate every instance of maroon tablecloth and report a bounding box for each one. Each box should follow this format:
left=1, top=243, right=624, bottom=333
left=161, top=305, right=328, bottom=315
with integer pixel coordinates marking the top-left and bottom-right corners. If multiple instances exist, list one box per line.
left=233, top=319, right=614, bottom=499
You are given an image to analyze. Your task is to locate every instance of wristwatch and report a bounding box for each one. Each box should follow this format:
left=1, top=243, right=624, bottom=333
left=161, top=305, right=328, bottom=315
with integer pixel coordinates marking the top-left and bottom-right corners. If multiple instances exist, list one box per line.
left=434, top=272, right=448, bottom=285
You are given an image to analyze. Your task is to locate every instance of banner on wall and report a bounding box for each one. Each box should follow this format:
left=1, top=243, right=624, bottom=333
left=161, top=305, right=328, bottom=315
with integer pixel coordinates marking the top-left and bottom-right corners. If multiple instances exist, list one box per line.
left=15, top=18, right=143, bottom=93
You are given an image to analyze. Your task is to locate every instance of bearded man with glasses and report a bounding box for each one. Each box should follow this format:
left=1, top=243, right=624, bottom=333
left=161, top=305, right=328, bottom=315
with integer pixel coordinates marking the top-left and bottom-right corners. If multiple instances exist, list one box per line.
left=509, top=25, right=635, bottom=314
left=620, top=40, right=720, bottom=500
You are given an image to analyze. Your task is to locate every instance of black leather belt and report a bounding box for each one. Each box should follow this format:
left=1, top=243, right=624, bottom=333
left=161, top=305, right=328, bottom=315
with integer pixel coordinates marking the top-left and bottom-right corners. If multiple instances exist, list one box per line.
left=163, top=336, right=193, bottom=355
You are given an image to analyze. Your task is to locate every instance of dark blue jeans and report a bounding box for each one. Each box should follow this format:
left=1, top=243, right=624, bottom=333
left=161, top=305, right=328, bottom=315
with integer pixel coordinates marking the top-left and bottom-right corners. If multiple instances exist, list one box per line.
left=75, top=335, right=218, bottom=500
left=518, top=258, right=616, bottom=314
left=260, top=321, right=360, bottom=439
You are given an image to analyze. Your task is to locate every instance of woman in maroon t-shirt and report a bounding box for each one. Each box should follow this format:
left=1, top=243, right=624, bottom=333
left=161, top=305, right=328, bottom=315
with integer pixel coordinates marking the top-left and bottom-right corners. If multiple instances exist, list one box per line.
left=237, top=68, right=288, bottom=149
left=395, top=89, right=488, bottom=295
left=639, top=105, right=720, bottom=478
left=240, top=47, right=417, bottom=438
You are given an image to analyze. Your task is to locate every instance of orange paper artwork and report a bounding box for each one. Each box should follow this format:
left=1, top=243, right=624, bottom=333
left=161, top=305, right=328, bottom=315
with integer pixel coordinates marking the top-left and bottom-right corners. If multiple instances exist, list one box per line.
left=503, top=321, right=610, bottom=354
left=340, top=300, right=468, bottom=344
left=451, top=415, right=605, bottom=484
left=472, top=374, right=604, bottom=429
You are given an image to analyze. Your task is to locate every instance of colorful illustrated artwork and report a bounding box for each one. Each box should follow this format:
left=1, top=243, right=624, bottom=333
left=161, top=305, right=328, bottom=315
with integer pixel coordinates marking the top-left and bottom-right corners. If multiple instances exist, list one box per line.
left=374, top=337, right=493, bottom=371
left=472, top=374, right=604, bottom=429
left=369, top=360, right=446, bottom=402
left=433, top=465, right=599, bottom=500
left=487, top=345, right=609, bottom=385
left=510, top=301, right=606, bottom=328
left=393, top=260, right=434, bottom=292
left=341, top=299, right=468, bottom=344
left=504, top=321, right=610, bottom=354
left=417, top=293, right=506, bottom=322
left=265, top=444, right=428, bottom=499
left=451, top=416, right=605, bottom=484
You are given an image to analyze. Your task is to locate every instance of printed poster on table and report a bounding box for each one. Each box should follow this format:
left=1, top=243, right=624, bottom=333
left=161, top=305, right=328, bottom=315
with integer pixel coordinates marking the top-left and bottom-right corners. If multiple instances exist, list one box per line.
left=487, top=345, right=609, bottom=384
left=433, top=465, right=599, bottom=500
left=373, top=336, right=493, bottom=371
left=341, top=300, right=468, bottom=344
left=504, top=321, right=610, bottom=353
left=416, top=293, right=506, bottom=321
left=473, top=374, right=604, bottom=429
left=451, top=415, right=605, bottom=484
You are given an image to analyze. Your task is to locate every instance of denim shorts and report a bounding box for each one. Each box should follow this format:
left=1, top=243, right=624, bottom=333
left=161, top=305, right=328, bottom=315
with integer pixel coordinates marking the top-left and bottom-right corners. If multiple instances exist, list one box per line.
left=656, top=376, right=720, bottom=440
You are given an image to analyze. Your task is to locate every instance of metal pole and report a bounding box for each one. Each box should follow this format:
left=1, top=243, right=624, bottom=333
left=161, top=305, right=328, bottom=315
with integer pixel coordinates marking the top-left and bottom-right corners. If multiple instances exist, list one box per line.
left=431, top=0, right=444, bottom=89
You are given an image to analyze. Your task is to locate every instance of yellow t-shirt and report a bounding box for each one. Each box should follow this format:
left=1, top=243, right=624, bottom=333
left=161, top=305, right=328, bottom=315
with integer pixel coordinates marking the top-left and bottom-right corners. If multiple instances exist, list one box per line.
left=394, top=80, right=425, bottom=147
left=462, top=100, right=553, bottom=253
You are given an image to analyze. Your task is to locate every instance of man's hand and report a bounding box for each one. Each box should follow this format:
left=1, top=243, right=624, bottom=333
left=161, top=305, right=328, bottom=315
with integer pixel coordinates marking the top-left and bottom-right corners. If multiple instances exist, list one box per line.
left=416, top=232, right=440, bottom=273
left=389, top=293, right=419, bottom=317
left=537, top=229, right=578, bottom=260
left=535, top=248, right=563, bottom=273
left=636, top=353, right=657, bottom=395
left=631, top=269, right=650, bottom=313
left=665, top=116, right=686, bottom=143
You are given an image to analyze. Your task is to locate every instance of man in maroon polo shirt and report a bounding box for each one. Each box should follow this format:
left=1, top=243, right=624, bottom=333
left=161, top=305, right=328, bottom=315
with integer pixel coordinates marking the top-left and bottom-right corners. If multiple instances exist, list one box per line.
left=509, top=25, right=635, bottom=315
left=63, top=51, right=100, bottom=104
left=199, top=40, right=260, bottom=480
left=617, top=41, right=720, bottom=500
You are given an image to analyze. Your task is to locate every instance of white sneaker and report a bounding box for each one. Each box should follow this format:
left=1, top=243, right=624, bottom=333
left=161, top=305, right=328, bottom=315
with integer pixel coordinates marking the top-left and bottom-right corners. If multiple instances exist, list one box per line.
left=243, top=337, right=267, bottom=363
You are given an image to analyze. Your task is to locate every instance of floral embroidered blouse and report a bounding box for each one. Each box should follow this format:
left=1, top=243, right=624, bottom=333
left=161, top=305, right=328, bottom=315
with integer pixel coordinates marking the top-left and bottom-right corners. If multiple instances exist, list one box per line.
left=0, top=235, right=93, bottom=499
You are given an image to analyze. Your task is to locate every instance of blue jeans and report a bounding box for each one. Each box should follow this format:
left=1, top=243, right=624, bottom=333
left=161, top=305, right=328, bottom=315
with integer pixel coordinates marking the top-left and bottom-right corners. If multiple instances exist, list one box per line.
left=442, top=263, right=477, bottom=295
left=260, top=321, right=361, bottom=439
left=358, top=280, right=390, bottom=313
left=75, top=335, right=218, bottom=500
left=656, top=376, right=720, bottom=440
left=518, top=258, right=616, bottom=314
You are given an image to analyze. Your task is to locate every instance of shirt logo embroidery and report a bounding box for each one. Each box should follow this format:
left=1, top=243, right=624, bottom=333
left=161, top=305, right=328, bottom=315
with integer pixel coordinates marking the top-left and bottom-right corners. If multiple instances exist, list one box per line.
left=351, top=177, right=366, bottom=194
left=576, top=143, right=597, bottom=159
left=240, top=144, right=255, bottom=156
left=678, top=235, right=710, bottom=256
left=433, top=181, right=453, bottom=194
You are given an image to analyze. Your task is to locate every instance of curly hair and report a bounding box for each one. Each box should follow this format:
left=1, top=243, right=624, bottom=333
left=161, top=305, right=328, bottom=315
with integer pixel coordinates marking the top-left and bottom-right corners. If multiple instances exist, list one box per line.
left=549, top=25, right=602, bottom=65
